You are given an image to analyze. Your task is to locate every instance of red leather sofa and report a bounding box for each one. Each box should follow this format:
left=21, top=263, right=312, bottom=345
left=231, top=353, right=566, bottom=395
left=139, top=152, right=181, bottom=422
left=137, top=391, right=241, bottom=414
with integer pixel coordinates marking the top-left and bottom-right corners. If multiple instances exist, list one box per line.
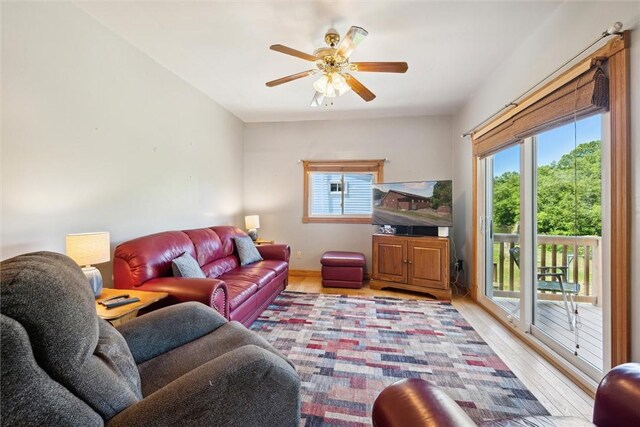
left=113, top=226, right=290, bottom=326
left=372, top=363, right=640, bottom=427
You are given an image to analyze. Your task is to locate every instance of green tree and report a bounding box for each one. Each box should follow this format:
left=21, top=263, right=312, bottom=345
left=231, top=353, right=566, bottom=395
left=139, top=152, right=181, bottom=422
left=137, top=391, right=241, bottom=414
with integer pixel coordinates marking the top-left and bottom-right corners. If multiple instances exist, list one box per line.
left=372, top=188, right=386, bottom=205
left=431, top=181, right=452, bottom=209
left=493, top=140, right=601, bottom=236
left=537, top=140, right=601, bottom=236
left=493, top=171, right=520, bottom=232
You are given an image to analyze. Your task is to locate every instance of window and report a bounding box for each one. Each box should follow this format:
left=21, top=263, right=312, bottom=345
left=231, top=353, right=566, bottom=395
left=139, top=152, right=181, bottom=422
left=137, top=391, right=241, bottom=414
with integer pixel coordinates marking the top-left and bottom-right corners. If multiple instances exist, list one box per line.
left=329, top=181, right=343, bottom=194
left=471, top=32, right=631, bottom=381
left=302, top=160, right=384, bottom=223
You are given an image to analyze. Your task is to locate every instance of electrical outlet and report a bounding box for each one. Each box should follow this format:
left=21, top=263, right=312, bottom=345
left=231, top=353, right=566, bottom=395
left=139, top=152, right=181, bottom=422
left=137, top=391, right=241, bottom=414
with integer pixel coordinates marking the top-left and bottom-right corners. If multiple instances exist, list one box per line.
left=296, top=250, right=302, bottom=259
left=455, top=260, right=463, bottom=272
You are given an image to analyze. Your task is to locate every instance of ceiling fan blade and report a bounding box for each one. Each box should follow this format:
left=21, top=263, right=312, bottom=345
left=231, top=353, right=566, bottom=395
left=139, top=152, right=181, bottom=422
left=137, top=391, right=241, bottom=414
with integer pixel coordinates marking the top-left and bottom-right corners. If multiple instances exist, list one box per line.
left=344, top=73, right=376, bottom=102
left=266, top=70, right=315, bottom=87
left=336, top=26, right=368, bottom=58
left=269, top=44, right=317, bottom=62
left=351, top=62, right=408, bottom=73
left=310, top=91, right=325, bottom=107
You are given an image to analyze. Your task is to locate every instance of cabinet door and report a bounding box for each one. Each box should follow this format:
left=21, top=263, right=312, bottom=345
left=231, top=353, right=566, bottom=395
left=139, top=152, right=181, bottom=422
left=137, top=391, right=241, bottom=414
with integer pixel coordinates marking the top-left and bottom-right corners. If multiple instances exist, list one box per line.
left=373, top=236, right=407, bottom=283
left=408, top=238, right=449, bottom=289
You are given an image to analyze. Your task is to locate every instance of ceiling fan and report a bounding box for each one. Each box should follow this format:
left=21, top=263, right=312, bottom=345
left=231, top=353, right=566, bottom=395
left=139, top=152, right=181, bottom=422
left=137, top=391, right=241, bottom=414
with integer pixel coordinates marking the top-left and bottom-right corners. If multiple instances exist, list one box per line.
left=266, top=26, right=408, bottom=106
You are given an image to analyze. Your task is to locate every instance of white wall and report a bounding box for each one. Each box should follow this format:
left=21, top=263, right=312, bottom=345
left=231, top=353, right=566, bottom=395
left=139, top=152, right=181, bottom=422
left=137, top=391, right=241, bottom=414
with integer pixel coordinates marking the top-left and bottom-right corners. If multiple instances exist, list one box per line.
left=243, top=115, right=452, bottom=272
left=1, top=3, right=245, bottom=285
left=451, top=2, right=640, bottom=358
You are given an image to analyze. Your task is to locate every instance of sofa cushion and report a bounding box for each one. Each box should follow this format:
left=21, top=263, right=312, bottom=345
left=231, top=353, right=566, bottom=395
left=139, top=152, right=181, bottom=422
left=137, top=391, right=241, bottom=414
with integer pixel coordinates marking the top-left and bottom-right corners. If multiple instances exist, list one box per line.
left=201, top=255, right=239, bottom=279
left=114, top=231, right=196, bottom=287
left=226, top=281, right=259, bottom=310
left=244, top=260, right=288, bottom=275
left=220, top=268, right=276, bottom=289
left=321, top=251, right=366, bottom=267
left=0, top=252, right=142, bottom=420
left=234, top=236, right=264, bottom=266
left=136, top=321, right=292, bottom=396
left=210, top=226, right=248, bottom=258
left=172, top=253, right=206, bottom=279
left=183, top=228, right=224, bottom=266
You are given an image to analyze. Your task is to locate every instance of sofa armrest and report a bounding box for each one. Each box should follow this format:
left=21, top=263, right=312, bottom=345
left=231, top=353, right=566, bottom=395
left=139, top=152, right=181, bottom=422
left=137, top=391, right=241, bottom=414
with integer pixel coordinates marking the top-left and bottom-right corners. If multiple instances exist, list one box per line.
left=593, top=363, right=640, bottom=426
left=136, top=277, right=228, bottom=319
left=257, top=244, right=291, bottom=262
left=105, top=345, right=300, bottom=427
left=372, top=378, right=476, bottom=427
left=116, top=302, right=227, bottom=364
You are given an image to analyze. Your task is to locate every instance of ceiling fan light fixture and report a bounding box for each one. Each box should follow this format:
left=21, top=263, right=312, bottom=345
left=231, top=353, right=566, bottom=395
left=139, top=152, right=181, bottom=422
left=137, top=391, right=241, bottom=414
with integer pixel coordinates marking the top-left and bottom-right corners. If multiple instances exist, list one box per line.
left=336, top=26, right=368, bottom=58
left=313, top=74, right=329, bottom=93
left=331, top=73, right=351, bottom=96
left=313, top=73, right=350, bottom=98
left=267, top=25, right=406, bottom=104
left=325, top=81, right=337, bottom=98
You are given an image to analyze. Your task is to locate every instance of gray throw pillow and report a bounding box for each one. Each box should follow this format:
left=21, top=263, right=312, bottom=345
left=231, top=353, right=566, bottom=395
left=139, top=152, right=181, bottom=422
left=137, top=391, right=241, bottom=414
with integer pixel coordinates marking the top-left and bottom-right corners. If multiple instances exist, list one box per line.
left=234, top=236, right=263, bottom=266
left=172, top=253, right=206, bottom=278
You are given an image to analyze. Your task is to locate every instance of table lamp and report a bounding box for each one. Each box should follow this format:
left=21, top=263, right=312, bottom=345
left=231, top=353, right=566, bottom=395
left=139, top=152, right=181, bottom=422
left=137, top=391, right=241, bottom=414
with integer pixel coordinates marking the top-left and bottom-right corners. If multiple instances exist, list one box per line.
left=245, top=215, right=260, bottom=241
left=65, top=232, right=110, bottom=298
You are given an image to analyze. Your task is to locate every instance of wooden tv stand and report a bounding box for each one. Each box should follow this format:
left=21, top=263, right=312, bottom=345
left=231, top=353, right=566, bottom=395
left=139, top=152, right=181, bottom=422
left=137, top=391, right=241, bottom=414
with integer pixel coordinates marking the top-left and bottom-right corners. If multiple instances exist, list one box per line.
left=371, top=234, right=451, bottom=299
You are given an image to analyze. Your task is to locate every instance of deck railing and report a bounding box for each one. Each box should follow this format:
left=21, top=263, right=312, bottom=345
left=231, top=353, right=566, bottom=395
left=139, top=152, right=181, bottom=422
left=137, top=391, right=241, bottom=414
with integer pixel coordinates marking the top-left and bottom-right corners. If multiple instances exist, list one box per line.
left=492, top=233, right=601, bottom=305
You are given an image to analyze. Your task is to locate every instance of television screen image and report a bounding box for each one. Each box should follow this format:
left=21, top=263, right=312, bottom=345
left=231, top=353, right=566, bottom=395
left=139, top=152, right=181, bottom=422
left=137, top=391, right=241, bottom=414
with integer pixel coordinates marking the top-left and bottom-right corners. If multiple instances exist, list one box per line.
left=372, top=180, right=453, bottom=227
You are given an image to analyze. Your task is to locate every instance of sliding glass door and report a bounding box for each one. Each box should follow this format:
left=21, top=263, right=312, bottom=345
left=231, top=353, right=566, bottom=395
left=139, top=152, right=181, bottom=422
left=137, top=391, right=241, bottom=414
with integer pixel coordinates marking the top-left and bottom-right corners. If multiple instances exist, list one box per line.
left=531, top=115, right=604, bottom=377
left=478, top=114, right=606, bottom=381
left=483, top=145, right=522, bottom=319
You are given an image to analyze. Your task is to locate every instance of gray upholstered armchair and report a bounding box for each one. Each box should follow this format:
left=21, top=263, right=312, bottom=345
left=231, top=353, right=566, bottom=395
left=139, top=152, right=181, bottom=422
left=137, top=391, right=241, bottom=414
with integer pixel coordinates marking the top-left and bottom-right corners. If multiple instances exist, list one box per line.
left=1, top=252, right=300, bottom=426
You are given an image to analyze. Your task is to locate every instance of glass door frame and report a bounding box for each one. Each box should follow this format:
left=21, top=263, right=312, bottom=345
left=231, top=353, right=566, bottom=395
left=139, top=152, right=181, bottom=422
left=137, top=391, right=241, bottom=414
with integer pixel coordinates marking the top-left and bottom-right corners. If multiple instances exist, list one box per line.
left=476, top=142, right=529, bottom=333
left=526, top=116, right=611, bottom=382
left=475, top=134, right=609, bottom=383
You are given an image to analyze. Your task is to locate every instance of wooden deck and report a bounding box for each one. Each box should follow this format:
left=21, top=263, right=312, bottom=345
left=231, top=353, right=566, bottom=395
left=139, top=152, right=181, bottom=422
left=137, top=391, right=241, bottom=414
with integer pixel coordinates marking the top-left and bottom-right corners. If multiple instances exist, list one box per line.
left=495, top=297, right=603, bottom=370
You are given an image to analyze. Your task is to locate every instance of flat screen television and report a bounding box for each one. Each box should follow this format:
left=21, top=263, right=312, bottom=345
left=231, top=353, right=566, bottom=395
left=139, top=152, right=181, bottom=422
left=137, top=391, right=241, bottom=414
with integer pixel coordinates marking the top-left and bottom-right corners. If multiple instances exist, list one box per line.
left=372, top=180, right=453, bottom=227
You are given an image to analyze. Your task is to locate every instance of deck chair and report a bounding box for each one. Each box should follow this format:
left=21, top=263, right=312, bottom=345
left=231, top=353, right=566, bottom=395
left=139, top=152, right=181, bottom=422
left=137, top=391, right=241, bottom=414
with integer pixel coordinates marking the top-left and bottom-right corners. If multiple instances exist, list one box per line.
left=509, top=247, right=580, bottom=331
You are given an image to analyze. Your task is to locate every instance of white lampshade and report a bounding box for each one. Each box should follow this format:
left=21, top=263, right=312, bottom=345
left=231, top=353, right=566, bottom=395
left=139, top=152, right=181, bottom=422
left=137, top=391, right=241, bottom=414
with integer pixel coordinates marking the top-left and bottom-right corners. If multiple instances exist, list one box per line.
left=313, top=73, right=350, bottom=99
left=313, top=75, right=329, bottom=94
left=330, top=73, right=351, bottom=96
left=65, top=232, right=110, bottom=267
left=245, top=215, right=260, bottom=230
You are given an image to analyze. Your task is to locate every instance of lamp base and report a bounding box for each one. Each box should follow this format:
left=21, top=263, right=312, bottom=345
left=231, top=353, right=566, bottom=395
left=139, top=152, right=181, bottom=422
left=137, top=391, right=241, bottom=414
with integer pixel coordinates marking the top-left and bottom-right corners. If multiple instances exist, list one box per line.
left=248, top=229, right=258, bottom=241
left=82, top=266, right=103, bottom=298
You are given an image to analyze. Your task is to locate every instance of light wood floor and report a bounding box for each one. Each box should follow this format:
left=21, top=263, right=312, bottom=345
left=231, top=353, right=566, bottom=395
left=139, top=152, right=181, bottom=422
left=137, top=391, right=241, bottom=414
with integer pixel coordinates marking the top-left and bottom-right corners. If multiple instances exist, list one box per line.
left=287, top=275, right=595, bottom=421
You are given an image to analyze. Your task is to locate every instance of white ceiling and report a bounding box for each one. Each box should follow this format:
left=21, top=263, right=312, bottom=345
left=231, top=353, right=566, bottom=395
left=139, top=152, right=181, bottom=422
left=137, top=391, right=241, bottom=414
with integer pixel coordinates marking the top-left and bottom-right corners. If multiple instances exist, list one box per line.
left=77, top=1, right=561, bottom=123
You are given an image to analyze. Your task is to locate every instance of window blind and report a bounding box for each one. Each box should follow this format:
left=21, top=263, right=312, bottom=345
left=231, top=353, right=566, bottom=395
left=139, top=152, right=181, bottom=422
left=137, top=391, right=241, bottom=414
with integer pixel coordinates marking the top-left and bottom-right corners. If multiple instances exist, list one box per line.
left=473, top=65, right=609, bottom=159
left=310, top=173, right=373, bottom=216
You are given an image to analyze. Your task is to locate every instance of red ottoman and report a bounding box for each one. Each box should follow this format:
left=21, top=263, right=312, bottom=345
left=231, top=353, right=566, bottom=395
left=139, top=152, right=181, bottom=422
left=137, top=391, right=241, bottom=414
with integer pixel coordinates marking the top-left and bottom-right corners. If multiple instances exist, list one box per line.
left=321, top=251, right=366, bottom=289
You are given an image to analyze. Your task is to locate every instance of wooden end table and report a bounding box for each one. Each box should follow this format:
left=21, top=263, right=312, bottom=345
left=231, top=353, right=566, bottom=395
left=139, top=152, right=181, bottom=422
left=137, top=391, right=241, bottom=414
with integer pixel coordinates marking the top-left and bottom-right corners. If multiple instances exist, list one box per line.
left=254, top=238, right=274, bottom=246
left=96, top=288, right=168, bottom=326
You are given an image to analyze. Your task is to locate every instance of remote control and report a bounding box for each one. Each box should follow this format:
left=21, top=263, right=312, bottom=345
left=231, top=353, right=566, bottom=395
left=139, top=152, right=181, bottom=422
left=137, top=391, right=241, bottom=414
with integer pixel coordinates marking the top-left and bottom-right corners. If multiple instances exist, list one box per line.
left=99, top=295, right=130, bottom=306
left=103, top=297, right=140, bottom=309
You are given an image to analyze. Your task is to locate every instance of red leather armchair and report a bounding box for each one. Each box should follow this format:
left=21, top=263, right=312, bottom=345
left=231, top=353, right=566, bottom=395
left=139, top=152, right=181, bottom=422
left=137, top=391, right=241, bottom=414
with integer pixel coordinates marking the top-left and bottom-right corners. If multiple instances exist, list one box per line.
left=372, top=363, right=640, bottom=427
left=114, top=226, right=290, bottom=326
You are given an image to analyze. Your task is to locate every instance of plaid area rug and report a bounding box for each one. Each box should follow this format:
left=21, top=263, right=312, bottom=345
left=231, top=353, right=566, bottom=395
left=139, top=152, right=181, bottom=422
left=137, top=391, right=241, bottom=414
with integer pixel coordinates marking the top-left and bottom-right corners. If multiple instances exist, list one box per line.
left=250, top=291, right=549, bottom=426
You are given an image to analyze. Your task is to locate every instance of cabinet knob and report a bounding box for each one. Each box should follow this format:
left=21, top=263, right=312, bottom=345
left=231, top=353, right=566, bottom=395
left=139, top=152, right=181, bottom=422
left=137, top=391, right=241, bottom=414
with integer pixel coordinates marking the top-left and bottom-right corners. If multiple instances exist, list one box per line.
left=402, top=259, right=407, bottom=263
left=408, top=260, right=413, bottom=264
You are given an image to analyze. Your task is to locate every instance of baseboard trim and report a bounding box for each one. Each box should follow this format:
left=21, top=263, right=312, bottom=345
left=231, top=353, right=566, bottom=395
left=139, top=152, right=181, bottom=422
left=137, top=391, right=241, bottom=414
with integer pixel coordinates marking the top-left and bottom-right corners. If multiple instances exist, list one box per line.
left=289, top=269, right=370, bottom=280
left=289, top=269, right=321, bottom=277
